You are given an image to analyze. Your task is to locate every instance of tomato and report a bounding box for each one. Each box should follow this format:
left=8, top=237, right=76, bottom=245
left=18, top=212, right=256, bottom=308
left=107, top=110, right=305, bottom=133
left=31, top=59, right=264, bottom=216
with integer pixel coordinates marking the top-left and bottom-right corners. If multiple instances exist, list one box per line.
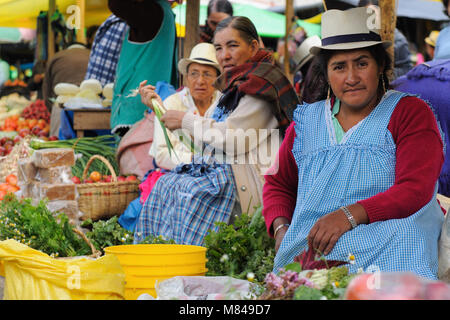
left=71, top=176, right=81, bottom=184
left=0, top=183, right=9, bottom=192
left=5, top=174, right=18, bottom=186
left=89, top=171, right=102, bottom=182
left=27, top=119, right=38, bottom=129
left=5, top=185, right=19, bottom=193
left=125, top=175, right=137, bottom=181
left=37, top=119, right=47, bottom=129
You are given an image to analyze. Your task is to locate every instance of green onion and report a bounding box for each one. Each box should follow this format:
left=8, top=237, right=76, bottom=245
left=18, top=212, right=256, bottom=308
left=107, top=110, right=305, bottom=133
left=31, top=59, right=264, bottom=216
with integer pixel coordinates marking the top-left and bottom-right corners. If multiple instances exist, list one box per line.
left=152, top=99, right=180, bottom=162
left=30, top=135, right=120, bottom=178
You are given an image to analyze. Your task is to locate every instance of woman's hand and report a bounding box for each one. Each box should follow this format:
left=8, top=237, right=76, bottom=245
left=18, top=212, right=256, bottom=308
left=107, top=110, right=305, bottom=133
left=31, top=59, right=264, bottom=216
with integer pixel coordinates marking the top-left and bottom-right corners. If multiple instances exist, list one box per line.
left=307, top=204, right=368, bottom=256
left=160, top=110, right=186, bottom=130
left=138, top=80, right=163, bottom=111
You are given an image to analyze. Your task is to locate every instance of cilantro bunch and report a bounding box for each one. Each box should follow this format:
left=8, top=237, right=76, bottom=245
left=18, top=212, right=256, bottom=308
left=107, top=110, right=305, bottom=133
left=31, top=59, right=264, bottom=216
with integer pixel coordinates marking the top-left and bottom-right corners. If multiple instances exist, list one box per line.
left=204, top=206, right=275, bottom=284
left=0, top=195, right=91, bottom=257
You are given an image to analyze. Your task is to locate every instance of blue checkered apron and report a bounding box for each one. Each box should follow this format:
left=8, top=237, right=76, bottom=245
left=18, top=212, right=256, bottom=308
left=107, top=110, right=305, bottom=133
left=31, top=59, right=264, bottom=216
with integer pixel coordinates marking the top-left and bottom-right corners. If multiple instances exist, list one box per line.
left=274, top=90, right=444, bottom=279
left=134, top=107, right=236, bottom=246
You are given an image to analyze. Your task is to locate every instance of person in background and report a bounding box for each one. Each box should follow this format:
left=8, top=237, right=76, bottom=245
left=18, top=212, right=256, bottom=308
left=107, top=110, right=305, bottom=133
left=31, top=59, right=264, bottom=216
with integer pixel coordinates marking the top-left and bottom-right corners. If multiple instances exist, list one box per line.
left=84, top=14, right=127, bottom=86
left=108, top=0, right=179, bottom=136
left=199, top=0, right=233, bottom=43
left=137, top=16, right=299, bottom=246
left=85, top=25, right=100, bottom=49
left=358, top=0, right=412, bottom=79
left=148, top=43, right=222, bottom=170
left=425, top=31, right=439, bottom=61
left=264, top=7, right=444, bottom=280
left=27, top=59, right=46, bottom=100
left=391, top=59, right=450, bottom=198
left=292, top=35, right=322, bottom=103
left=434, top=0, right=450, bottom=60
left=42, top=42, right=90, bottom=136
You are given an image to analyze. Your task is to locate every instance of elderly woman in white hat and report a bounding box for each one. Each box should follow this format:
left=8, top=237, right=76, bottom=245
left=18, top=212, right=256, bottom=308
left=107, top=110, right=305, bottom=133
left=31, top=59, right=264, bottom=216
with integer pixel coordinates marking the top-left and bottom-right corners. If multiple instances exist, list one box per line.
left=147, top=42, right=222, bottom=170
left=264, top=7, right=445, bottom=280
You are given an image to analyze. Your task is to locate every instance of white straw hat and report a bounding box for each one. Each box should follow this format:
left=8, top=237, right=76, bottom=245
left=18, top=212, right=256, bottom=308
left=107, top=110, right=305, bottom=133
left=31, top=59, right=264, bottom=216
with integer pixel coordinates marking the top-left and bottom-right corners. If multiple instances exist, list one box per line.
left=310, top=7, right=391, bottom=55
left=293, top=35, right=321, bottom=73
left=178, top=42, right=221, bottom=75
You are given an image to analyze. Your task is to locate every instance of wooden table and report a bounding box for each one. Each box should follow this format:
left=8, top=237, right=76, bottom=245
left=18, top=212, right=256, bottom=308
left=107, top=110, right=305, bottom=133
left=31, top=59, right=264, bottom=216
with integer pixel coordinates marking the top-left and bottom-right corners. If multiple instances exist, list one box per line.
left=69, top=108, right=111, bottom=138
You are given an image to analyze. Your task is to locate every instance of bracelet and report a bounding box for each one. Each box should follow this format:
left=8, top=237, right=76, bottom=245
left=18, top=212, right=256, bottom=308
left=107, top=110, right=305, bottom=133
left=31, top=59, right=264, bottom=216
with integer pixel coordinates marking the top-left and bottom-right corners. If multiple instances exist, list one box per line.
left=340, top=206, right=357, bottom=229
left=274, top=223, right=290, bottom=238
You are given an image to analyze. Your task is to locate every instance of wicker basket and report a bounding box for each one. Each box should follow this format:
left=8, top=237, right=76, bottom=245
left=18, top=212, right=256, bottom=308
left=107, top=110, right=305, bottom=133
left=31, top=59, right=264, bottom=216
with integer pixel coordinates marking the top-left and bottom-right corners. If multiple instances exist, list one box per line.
left=77, top=155, right=139, bottom=221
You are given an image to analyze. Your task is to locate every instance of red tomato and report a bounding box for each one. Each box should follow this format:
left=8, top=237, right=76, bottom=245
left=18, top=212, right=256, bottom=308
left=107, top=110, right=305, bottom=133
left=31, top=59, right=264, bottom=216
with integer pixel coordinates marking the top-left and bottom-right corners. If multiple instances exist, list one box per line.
left=5, top=174, right=18, bottom=186
left=71, top=176, right=81, bottom=184
left=125, top=175, right=137, bottom=181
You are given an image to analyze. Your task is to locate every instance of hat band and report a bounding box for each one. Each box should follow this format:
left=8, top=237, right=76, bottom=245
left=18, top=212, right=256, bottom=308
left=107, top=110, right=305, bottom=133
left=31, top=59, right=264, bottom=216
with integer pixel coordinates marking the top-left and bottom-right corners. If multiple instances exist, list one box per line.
left=191, top=57, right=216, bottom=64
left=322, top=31, right=382, bottom=46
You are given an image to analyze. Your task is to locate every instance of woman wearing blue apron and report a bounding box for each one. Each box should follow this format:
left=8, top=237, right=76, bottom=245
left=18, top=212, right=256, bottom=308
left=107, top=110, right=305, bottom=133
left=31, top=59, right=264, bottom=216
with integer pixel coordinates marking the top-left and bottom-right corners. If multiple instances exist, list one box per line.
left=263, top=7, right=445, bottom=280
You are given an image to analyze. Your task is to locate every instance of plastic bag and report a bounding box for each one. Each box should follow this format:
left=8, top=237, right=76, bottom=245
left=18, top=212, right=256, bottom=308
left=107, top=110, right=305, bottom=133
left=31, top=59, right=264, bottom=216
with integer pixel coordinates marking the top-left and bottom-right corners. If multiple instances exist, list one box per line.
left=0, top=239, right=126, bottom=300
left=154, top=276, right=258, bottom=300
left=345, top=272, right=450, bottom=300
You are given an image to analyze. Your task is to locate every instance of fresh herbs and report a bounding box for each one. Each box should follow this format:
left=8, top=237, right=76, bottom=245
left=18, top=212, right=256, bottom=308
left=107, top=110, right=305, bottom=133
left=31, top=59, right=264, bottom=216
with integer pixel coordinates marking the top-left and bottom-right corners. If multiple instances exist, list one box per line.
left=81, top=216, right=176, bottom=254
left=0, top=195, right=91, bottom=257
left=204, top=207, right=275, bottom=284
left=81, top=216, right=134, bottom=254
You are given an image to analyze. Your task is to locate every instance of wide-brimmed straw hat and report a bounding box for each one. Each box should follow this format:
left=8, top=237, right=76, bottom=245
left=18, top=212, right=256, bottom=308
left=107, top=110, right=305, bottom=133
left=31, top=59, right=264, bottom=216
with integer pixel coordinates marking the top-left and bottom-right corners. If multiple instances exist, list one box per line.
left=178, top=42, right=221, bottom=75
left=425, top=30, right=440, bottom=48
left=293, top=35, right=321, bottom=73
left=310, top=7, right=391, bottom=55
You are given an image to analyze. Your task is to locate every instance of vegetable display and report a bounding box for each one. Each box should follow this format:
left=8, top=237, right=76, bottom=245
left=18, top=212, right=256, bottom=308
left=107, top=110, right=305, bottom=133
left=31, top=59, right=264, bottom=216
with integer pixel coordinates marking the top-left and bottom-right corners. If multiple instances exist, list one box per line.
left=0, top=195, right=91, bottom=257
left=204, top=207, right=275, bottom=283
left=29, top=135, right=120, bottom=178
left=81, top=216, right=176, bottom=254
left=259, top=263, right=356, bottom=300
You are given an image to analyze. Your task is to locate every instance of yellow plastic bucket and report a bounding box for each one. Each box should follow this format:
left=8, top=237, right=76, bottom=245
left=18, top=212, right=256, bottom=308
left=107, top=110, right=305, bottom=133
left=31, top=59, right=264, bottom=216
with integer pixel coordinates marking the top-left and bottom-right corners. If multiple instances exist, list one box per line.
left=104, top=244, right=207, bottom=300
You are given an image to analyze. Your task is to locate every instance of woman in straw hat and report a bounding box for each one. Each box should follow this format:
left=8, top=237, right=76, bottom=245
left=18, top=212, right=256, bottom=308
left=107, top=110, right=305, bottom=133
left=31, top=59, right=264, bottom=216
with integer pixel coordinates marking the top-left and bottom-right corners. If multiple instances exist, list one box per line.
left=263, top=7, right=444, bottom=279
left=137, top=16, right=299, bottom=246
left=147, top=42, right=222, bottom=170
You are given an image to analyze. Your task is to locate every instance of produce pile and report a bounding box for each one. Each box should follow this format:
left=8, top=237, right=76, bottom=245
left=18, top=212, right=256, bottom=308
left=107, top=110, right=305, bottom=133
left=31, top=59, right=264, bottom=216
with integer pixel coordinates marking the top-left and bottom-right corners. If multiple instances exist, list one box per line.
left=29, top=135, right=120, bottom=179
left=0, top=195, right=176, bottom=258
left=258, top=263, right=355, bottom=300
left=0, top=93, right=30, bottom=126
left=20, top=100, right=50, bottom=123
left=54, top=80, right=113, bottom=108
left=0, top=195, right=91, bottom=257
left=204, top=207, right=275, bottom=284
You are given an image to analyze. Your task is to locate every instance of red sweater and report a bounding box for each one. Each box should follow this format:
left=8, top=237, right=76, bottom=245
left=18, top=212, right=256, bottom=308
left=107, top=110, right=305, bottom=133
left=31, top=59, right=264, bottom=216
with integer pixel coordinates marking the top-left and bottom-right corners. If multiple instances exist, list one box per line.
left=263, top=96, right=444, bottom=236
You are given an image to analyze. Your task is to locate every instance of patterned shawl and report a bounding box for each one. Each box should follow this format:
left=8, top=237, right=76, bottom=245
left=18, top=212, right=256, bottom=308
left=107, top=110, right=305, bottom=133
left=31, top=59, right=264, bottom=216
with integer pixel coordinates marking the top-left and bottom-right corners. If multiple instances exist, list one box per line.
left=214, top=48, right=300, bottom=131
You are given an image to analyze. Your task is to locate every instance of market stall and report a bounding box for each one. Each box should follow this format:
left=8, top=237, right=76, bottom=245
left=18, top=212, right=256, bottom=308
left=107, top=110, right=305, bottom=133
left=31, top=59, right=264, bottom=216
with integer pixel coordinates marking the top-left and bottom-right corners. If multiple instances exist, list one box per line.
left=0, top=0, right=449, bottom=302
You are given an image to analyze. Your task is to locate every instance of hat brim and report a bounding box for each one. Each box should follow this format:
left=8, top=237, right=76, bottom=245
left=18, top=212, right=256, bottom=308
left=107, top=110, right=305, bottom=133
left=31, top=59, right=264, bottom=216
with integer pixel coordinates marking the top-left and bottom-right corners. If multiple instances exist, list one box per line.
left=425, top=38, right=435, bottom=47
left=310, top=40, right=392, bottom=56
left=294, top=55, right=314, bottom=73
left=178, top=58, right=221, bottom=75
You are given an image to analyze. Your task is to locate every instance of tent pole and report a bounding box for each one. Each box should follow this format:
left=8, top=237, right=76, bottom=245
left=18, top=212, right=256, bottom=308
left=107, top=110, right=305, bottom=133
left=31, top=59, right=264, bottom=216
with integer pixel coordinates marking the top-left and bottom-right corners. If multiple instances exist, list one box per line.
left=284, top=0, right=294, bottom=82
left=184, top=0, right=200, bottom=60
left=379, top=0, right=397, bottom=81
left=76, top=0, right=86, bottom=44
left=48, top=0, right=56, bottom=60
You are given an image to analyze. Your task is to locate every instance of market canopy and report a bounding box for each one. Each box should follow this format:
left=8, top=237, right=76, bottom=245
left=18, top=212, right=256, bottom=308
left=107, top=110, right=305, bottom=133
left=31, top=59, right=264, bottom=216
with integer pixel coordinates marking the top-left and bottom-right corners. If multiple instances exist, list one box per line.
left=0, top=0, right=110, bottom=29
left=338, top=0, right=449, bottom=21
left=172, top=2, right=321, bottom=38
